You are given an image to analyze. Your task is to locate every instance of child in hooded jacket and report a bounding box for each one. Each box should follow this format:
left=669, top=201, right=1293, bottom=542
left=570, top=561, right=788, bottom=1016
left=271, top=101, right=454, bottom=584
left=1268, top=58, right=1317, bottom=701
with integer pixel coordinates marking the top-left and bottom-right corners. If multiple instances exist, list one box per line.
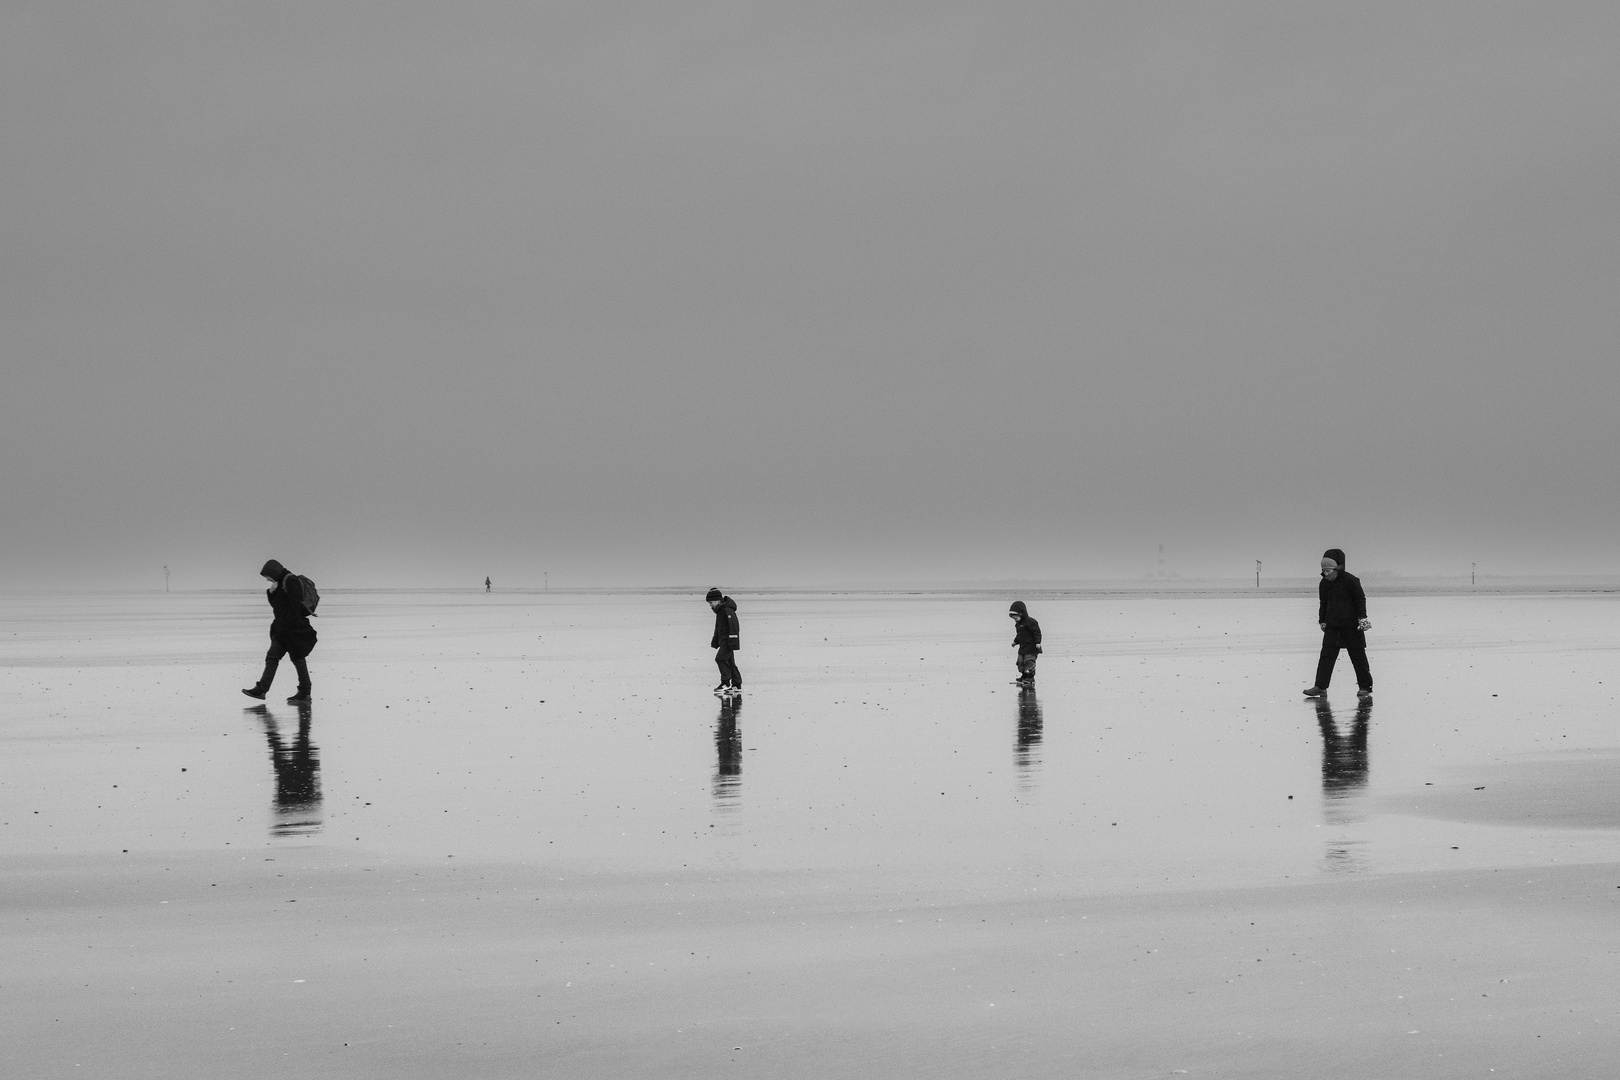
left=1009, top=601, right=1042, bottom=685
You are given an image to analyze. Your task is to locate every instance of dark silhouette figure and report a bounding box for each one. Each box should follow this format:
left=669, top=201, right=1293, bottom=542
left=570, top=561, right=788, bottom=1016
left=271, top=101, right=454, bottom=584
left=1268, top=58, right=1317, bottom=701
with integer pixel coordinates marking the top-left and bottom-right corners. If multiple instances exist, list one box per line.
left=1304, top=547, right=1372, bottom=698
left=246, top=702, right=323, bottom=837
left=485, top=576, right=491, bottom=593
left=1015, top=684, right=1044, bottom=792
left=1008, top=601, right=1042, bottom=685
left=242, top=558, right=317, bottom=704
left=706, top=588, right=741, bottom=693
left=713, top=692, right=742, bottom=811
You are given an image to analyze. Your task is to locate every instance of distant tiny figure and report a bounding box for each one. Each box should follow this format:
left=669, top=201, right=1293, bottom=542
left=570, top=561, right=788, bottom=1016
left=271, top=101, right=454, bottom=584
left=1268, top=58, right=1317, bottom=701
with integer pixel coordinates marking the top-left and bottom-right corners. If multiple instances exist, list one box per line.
left=485, top=576, right=491, bottom=593
left=242, top=559, right=318, bottom=705
left=1303, top=548, right=1372, bottom=699
left=706, top=587, right=741, bottom=694
left=1009, top=600, right=1042, bottom=685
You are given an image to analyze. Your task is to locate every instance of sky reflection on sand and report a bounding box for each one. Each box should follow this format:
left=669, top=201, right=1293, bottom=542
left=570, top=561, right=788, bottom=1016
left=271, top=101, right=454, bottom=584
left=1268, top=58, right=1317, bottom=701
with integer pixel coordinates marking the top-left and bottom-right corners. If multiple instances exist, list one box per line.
left=3, top=590, right=1620, bottom=895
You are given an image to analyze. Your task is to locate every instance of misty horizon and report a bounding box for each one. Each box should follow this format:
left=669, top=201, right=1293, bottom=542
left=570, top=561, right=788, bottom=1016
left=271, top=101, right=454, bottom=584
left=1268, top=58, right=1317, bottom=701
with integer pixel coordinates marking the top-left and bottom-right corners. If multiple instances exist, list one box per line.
left=6, top=5, right=1618, bottom=591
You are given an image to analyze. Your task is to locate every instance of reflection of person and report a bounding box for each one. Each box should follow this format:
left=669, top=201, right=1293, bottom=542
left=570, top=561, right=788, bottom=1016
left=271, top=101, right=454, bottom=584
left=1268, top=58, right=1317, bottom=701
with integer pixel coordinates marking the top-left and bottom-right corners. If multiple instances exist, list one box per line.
left=706, top=588, right=741, bottom=694
left=712, top=693, right=743, bottom=815
left=242, top=559, right=317, bottom=704
left=1015, top=684, right=1043, bottom=784
left=1313, top=696, right=1370, bottom=800
left=715, top=693, right=742, bottom=780
left=1008, top=601, right=1042, bottom=685
left=247, top=702, right=323, bottom=837
left=1303, top=548, right=1372, bottom=699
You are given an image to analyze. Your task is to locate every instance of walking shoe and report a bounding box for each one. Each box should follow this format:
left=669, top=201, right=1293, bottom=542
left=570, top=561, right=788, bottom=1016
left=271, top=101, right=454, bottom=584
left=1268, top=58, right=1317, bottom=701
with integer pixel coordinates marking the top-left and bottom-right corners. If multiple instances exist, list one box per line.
left=286, top=693, right=311, bottom=704
left=1357, top=688, right=1373, bottom=699
left=713, top=684, right=727, bottom=693
left=1302, top=687, right=1326, bottom=697
left=241, top=687, right=267, bottom=700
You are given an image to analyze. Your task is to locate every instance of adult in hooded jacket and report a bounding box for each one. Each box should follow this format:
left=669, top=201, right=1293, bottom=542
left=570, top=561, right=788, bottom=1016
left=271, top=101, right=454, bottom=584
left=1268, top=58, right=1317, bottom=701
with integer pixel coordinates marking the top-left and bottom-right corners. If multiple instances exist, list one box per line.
left=1304, top=547, right=1372, bottom=698
left=706, top=588, right=741, bottom=692
left=243, top=559, right=318, bottom=704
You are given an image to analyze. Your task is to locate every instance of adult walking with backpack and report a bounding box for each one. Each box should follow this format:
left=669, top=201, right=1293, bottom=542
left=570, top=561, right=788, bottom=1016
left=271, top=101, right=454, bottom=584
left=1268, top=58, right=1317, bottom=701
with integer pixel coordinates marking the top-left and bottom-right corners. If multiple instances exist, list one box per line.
left=243, top=559, right=319, bottom=704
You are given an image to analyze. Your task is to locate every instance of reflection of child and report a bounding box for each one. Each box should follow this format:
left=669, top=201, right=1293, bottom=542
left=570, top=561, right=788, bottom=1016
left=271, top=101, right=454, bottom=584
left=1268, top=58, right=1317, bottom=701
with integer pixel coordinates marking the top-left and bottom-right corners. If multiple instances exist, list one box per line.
left=1008, top=601, right=1042, bottom=685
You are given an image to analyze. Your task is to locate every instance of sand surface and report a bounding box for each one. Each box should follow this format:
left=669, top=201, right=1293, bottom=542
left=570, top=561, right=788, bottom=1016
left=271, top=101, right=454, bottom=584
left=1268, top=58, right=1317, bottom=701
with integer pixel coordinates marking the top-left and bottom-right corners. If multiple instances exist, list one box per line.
left=5, top=589, right=1620, bottom=1076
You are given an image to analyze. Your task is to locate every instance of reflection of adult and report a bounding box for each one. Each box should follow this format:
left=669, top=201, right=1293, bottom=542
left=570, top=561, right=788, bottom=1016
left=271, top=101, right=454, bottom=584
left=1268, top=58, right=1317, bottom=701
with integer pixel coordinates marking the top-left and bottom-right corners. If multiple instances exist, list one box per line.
left=242, top=559, right=318, bottom=704
left=1303, top=548, right=1372, bottom=699
left=706, top=588, right=741, bottom=694
left=260, top=702, right=323, bottom=832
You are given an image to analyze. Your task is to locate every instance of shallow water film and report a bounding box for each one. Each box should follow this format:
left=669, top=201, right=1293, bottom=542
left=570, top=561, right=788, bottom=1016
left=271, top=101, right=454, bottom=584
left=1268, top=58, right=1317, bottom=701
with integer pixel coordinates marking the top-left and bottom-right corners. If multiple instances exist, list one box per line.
left=6, top=588, right=1620, bottom=1077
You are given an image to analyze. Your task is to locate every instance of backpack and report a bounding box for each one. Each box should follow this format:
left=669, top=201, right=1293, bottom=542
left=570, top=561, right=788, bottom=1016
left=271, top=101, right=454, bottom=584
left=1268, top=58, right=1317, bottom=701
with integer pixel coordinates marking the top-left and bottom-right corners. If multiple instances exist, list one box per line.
left=295, top=574, right=320, bottom=616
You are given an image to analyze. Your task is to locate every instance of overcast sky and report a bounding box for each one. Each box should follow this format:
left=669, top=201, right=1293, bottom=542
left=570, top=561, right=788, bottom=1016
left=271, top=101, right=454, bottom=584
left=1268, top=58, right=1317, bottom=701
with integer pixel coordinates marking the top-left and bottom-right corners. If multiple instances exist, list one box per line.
left=4, top=3, right=1618, bottom=589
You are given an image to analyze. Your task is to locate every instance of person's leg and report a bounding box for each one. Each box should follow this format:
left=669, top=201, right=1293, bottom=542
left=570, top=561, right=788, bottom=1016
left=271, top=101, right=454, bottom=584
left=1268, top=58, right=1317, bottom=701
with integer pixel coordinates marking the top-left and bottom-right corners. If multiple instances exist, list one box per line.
left=288, top=649, right=311, bottom=699
left=714, top=648, right=733, bottom=688
left=723, top=648, right=742, bottom=689
left=1313, top=629, right=1341, bottom=689
left=1346, top=628, right=1372, bottom=690
left=1017, top=652, right=1037, bottom=683
left=254, top=637, right=289, bottom=693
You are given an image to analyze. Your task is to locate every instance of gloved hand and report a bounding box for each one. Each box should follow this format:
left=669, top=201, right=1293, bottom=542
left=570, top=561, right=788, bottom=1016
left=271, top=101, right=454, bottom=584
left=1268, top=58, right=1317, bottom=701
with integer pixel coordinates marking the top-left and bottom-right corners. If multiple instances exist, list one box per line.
left=1357, top=618, right=1371, bottom=632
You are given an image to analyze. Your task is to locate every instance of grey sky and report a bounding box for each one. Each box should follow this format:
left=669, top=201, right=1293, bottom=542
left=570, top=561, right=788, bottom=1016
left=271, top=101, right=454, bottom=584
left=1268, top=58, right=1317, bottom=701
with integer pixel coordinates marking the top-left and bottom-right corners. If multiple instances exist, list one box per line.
left=4, top=3, right=1618, bottom=588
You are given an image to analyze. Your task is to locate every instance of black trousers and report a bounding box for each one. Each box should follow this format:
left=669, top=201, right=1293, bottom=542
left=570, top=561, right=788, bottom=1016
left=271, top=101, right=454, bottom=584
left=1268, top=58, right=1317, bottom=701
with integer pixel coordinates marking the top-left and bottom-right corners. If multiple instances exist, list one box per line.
left=256, top=631, right=313, bottom=695
left=1315, top=626, right=1372, bottom=690
left=714, top=647, right=741, bottom=688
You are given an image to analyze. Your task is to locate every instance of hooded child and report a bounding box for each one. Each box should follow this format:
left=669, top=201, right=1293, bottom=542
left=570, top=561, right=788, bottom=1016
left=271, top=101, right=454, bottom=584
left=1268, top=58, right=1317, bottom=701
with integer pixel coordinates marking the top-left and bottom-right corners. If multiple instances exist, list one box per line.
left=243, top=559, right=318, bottom=704
left=1009, top=601, right=1042, bottom=685
left=1304, top=548, right=1372, bottom=698
left=707, top=588, right=741, bottom=694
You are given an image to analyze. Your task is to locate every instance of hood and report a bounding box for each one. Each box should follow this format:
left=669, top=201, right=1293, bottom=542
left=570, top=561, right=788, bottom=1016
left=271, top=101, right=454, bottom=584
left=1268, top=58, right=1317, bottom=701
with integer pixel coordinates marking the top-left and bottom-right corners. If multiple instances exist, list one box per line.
left=260, top=559, right=288, bottom=580
left=718, top=596, right=736, bottom=613
left=1009, top=600, right=1028, bottom=617
left=1321, top=548, right=1346, bottom=570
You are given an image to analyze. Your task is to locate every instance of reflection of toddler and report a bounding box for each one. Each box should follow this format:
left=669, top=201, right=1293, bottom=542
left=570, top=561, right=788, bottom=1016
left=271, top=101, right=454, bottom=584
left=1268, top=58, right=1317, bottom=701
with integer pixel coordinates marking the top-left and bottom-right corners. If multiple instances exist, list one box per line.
left=1008, top=601, right=1042, bottom=685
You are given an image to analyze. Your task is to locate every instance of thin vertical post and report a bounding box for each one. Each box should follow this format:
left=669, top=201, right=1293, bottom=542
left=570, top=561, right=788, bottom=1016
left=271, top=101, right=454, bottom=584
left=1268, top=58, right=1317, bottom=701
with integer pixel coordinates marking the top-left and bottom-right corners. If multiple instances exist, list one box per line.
left=1255, top=560, right=1261, bottom=588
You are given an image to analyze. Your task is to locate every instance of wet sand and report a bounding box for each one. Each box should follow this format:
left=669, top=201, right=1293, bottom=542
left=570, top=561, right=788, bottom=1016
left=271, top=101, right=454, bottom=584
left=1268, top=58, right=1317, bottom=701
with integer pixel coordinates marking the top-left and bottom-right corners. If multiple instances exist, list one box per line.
left=6, top=589, right=1620, bottom=1076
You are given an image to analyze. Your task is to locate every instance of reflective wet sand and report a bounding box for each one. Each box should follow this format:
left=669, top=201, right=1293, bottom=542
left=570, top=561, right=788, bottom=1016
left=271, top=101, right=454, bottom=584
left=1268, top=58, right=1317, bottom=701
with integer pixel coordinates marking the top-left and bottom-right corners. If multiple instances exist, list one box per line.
left=6, top=588, right=1620, bottom=1076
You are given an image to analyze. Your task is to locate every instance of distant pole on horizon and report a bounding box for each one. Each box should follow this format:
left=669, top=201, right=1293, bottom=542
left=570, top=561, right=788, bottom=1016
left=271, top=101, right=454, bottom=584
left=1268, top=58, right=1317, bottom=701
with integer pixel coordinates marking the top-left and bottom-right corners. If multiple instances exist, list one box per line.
left=544, top=572, right=548, bottom=591
left=1256, top=560, right=1261, bottom=588
left=1472, top=562, right=1476, bottom=586
left=163, top=565, right=169, bottom=593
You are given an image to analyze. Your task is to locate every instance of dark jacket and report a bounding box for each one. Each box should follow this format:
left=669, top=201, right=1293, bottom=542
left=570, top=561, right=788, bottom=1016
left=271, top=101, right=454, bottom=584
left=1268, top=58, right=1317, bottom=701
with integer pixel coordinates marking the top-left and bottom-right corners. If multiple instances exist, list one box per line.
left=1010, top=602, right=1042, bottom=654
left=1318, top=570, right=1367, bottom=628
left=710, top=596, right=739, bottom=651
left=262, top=560, right=317, bottom=652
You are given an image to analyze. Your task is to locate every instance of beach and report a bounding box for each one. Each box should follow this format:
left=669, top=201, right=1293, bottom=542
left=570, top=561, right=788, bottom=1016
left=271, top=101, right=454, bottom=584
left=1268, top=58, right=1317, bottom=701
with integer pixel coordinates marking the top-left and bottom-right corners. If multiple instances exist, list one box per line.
left=6, top=588, right=1620, bottom=1076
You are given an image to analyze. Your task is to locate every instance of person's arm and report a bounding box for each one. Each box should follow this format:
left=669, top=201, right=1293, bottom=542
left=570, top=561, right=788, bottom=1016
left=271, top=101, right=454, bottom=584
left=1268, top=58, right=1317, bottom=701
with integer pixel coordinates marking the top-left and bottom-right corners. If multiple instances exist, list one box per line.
left=727, top=612, right=740, bottom=650
left=1318, top=581, right=1327, bottom=630
left=1352, top=577, right=1366, bottom=621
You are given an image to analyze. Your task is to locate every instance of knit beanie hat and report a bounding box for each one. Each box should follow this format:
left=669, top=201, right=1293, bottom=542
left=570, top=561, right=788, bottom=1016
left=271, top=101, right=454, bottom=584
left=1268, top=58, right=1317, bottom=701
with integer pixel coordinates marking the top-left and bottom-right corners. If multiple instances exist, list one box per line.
left=1009, top=600, right=1028, bottom=616
left=705, top=588, right=722, bottom=602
